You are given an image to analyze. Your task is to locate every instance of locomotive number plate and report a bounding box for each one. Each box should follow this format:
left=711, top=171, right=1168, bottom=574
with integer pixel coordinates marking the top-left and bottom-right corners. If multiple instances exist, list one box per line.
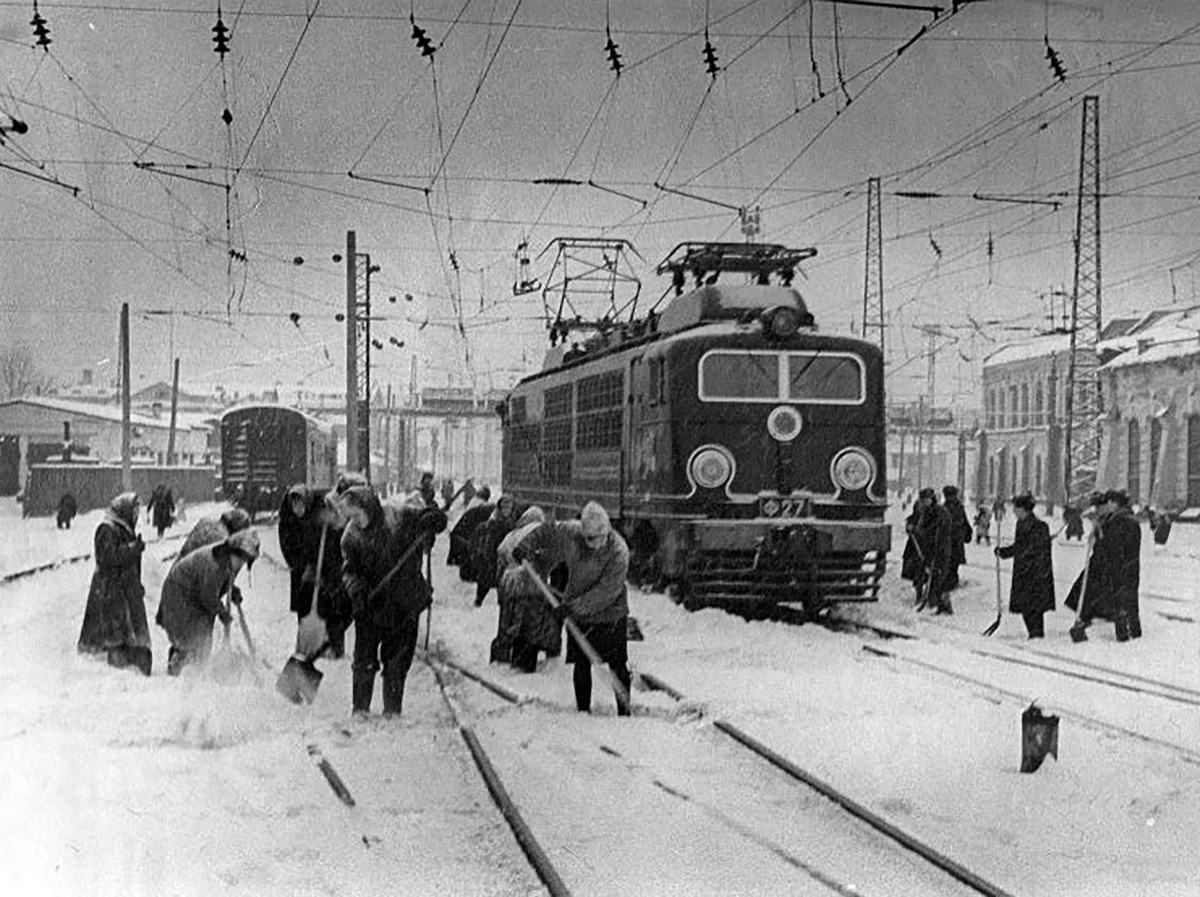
left=760, top=497, right=809, bottom=518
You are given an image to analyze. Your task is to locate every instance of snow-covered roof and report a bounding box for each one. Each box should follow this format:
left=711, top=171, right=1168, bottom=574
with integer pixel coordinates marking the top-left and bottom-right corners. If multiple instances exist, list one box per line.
left=982, top=331, right=1071, bottom=368
left=0, top=396, right=198, bottom=431
left=1103, top=306, right=1200, bottom=369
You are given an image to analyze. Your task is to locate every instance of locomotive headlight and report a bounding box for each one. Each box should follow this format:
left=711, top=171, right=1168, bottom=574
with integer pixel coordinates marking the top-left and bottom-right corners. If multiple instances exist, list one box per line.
left=689, top=445, right=734, bottom=490
left=765, top=306, right=800, bottom=338
left=831, top=447, right=874, bottom=492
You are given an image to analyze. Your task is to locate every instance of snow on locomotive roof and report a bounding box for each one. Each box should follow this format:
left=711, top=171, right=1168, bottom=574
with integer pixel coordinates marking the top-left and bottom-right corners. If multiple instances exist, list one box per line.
left=219, top=403, right=334, bottom=433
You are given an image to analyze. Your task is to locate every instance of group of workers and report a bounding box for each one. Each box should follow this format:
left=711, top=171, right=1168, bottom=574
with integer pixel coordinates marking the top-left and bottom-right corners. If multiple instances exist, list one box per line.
left=74, top=474, right=634, bottom=719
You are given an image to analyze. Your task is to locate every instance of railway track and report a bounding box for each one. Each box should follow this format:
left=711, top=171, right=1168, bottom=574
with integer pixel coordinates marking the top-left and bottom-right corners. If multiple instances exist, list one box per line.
left=421, top=646, right=1015, bottom=897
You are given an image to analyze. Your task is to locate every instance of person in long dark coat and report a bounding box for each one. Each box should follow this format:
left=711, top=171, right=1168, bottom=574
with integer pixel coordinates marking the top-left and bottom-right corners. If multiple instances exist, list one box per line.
left=995, top=492, right=1055, bottom=638
left=471, top=494, right=519, bottom=607
left=341, top=487, right=447, bottom=717
left=905, top=488, right=954, bottom=613
left=1065, top=493, right=1116, bottom=628
left=279, top=484, right=351, bottom=658
left=493, top=506, right=556, bottom=670
left=899, top=505, right=927, bottom=604
left=156, top=530, right=261, bottom=675
left=973, top=505, right=992, bottom=545
left=1062, top=505, right=1084, bottom=541
left=56, top=492, right=78, bottom=530
left=942, top=485, right=971, bottom=589
left=147, top=483, right=176, bottom=539
left=177, top=508, right=252, bottom=562
left=447, top=498, right=495, bottom=581
left=1103, top=490, right=1142, bottom=641
left=77, top=492, right=150, bottom=675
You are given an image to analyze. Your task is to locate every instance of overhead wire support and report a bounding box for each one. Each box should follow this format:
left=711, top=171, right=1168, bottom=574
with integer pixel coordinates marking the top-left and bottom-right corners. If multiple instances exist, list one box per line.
left=347, top=171, right=430, bottom=195
left=972, top=192, right=1062, bottom=209
left=30, top=1, right=51, bottom=50
left=815, top=0, right=943, bottom=13
left=653, top=181, right=741, bottom=212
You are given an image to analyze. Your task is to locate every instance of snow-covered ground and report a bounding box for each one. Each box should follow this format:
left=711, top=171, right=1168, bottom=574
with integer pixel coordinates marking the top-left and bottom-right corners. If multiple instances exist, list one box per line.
left=1, top=497, right=1197, bottom=896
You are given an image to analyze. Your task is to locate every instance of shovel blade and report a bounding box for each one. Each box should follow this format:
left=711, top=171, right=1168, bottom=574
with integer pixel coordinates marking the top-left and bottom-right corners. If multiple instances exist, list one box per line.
left=1069, top=624, right=1089, bottom=643
left=981, top=615, right=1001, bottom=637
left=276, top=656, right=323, bottom=705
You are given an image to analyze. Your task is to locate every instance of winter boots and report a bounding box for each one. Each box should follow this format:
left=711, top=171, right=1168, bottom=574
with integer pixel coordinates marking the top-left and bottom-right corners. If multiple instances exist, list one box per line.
left=107, top=645, right=152, bottom=676
left=352, top=672, right=375, bottom=716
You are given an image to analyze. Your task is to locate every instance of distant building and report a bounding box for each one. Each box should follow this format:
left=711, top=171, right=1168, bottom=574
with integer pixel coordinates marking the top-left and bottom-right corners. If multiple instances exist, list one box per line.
left=1096, top=305, right=1200, bottom=512
left=0, top=397, right=209, bottom=496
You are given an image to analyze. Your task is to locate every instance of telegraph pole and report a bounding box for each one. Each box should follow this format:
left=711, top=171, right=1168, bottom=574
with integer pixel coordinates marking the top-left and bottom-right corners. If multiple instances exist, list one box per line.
left=120, top=302, right=132, bottom=492
left=345, top=230, right=358, bottom=476
left=166, top=357, right=180, bottom=465
left=862, top=176, right=885, bottom=356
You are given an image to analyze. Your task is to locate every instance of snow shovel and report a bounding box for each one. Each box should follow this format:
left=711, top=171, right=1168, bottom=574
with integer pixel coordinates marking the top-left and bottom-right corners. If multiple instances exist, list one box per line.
left=1069, top=532, right=1096, bottom=643
left=521, top=560, right=631, bottom=711
left=982, top=538, right=1003, bottom=637
left=277, top=524, right=330, bottom=705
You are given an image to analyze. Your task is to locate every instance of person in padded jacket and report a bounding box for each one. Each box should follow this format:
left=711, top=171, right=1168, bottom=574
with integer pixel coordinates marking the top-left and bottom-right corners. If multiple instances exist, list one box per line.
left=279, top=484, right=350, bottom=658
left=340, top=486, right=446, bottom=717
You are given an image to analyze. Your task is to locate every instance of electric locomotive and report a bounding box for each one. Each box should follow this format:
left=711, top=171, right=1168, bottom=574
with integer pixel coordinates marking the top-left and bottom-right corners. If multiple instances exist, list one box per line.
left=219, top=404, right=337, bottom=517
left=500, top=242, right=890, bottom=616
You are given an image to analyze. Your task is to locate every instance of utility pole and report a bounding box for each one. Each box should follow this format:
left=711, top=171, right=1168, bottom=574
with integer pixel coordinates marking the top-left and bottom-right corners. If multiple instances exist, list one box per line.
left=166, top=357, right=180, bottom=465
left=914, top=324, right=942, bottom=490
left=120, top=302, right=132, bottom=492
left=1064, top=95, right=1102, bottom=505
left=383, top=384, right=392, bottom=496
left=345, top=230, right=358, bottom=476
left=862, top=176, right=885, bottom=357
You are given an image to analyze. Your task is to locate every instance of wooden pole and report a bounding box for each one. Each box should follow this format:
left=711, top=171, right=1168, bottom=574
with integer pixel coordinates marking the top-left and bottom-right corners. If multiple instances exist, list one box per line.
left=120, top=302, right=132, bottom=492
left=167, top=357, right=180, bottom=465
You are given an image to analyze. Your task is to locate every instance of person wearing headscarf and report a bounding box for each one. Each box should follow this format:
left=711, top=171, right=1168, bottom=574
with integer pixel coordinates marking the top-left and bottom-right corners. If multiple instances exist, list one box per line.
left=995, top=493, right=1055, bottom=638
left=156, top=529, right=261, bottom=675
left=447, top=495, right=495, bottom=581
left=341, top=486, right=447, bottom=716
left=177, top=507, right=253, bottom=561
left=471, top=494, right=520, bottom=607
left=491, top=506, right=555, bottom=669
left=279, top=484, right=350, bottom=658
left=77, top=492, right=150, bottom=675
left=518, top=501, right=632, bottom=715
left=907, top=487, right=954, bottom=613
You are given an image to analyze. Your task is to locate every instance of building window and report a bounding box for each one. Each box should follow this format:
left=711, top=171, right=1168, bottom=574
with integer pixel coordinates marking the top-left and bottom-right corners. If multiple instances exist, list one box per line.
left=1127, top=419, right=1141, bottom=504
left=1009, top=386, right=1018, bottom=429
left=1035, top=455, right=1043, bottom=494
left=1034, top=382, right=1044, bottom=427
left=986, top=388, right=994, bottom=430
left=1020, top=384, right=1029, bottom=427
left=988, top=457, right=995, bottom=495
left=997, top=391, right=1006, bottom=430
left=1187, top=415, right=1200, bottom=505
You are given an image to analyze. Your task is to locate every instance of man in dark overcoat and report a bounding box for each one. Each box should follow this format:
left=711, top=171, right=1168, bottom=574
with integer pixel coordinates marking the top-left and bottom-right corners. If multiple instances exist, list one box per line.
left=340, top=487, right=447, bottom=717
left=280, top=484, right=350, bottom=658
left=147, top=483, right=175, bottom=539
left=77, top=491, right=150, bottom=674
left=907, top=488, right=954, bottom=613
left=1065, top=492, right=1116, bottom=629
left=1103, top=489, right=1142, bottom=641
left=942, top=485, right=971, bottom=589
left=995, top=492, right=1055, bottom=638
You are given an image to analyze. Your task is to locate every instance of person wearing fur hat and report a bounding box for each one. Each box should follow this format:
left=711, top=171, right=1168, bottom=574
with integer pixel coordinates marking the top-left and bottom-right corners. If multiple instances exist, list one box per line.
left=942, top=485, right=971, bottom=590
left=517, top=501, right=632, bottom=715
left=177, top=507, right=253, bottom=562
left=340, top=485, right=447, bottom=716
left=156, top=530, right=260, bottom=675
left=1102, top=489, right=1141, bottom=641
left=995, top=493, right=1055, bottom=638
left=279, top=484, right=351, bottom=659
left=77, top=492, right=151, bottom=675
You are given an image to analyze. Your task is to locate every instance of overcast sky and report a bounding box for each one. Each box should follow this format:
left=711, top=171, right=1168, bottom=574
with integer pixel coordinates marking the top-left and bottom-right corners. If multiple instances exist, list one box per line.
left=3, top=0, right=1200, bottom=406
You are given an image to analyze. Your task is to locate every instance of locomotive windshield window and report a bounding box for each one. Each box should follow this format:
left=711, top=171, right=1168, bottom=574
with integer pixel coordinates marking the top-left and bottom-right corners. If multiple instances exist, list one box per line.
left=699, top=352, right=780, bottom=399
left=787, top=353, right=864, bottom=402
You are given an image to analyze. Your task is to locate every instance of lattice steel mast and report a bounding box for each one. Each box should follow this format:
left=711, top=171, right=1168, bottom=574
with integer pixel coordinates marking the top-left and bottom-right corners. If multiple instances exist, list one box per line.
left=862, top=176, right=885, bottom=357
left=1064, top=95, right=1102, bottom=504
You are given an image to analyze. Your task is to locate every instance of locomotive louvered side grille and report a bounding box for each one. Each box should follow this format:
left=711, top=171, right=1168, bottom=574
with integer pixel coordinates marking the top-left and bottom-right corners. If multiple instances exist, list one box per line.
left=683, top=549, right=886, bottom=609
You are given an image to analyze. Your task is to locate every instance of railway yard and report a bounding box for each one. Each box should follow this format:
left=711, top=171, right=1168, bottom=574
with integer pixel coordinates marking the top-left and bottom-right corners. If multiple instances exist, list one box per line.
left=2, top=499, right=1197, bottom=896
